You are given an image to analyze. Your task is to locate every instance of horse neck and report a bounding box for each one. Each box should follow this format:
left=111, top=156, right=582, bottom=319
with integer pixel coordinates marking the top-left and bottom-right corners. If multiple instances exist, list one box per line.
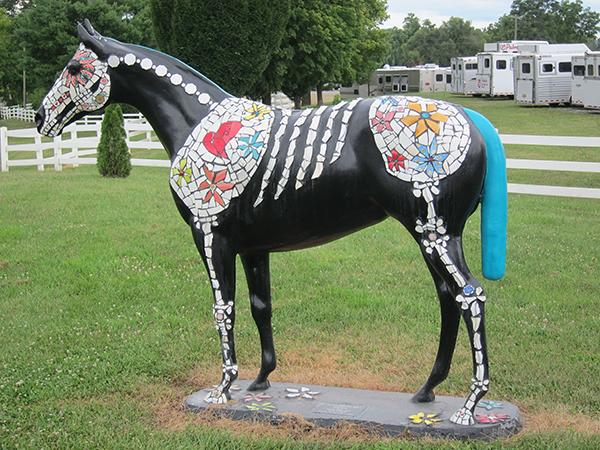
left=107, top=47, right=231, bottom=159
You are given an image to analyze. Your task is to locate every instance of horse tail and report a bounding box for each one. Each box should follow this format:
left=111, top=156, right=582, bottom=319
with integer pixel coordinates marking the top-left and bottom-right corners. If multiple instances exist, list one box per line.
left=465, top=108, right=507, bottom=280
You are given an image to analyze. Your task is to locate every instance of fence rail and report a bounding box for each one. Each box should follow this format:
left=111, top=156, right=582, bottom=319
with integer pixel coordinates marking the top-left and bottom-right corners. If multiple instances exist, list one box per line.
left=1, top=119, right=599, bottom=198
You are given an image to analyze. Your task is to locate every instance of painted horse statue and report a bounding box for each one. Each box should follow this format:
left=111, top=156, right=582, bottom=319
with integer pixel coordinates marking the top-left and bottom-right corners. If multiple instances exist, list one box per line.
left=36, top=20, right=507, bottom=425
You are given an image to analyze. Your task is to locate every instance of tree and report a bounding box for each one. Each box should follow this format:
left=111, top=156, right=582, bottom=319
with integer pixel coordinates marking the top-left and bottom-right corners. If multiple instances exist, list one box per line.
left=485, top=0, right=600, bottom=43
left=276, top=0, right=388, bottom=108
left=97, top=104, right=131, bottom=178
left=10, top=0, right=156, bottom=107
left=383, top=15, right=484, bottom=67
left=149, top=0, right=290, bottom=98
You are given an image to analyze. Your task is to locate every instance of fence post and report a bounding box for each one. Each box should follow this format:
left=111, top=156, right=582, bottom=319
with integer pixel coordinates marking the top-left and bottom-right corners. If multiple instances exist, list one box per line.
left=72, top=130, right=79, bottom=167
left=35, top=134, right=44, bottom=171
left=54, top=135, right=62, bottom=171
left=0, top=127, right=7, bottom=172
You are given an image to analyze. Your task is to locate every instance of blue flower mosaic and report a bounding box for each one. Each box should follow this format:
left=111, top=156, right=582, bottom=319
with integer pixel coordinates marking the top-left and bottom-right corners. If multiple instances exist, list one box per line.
left=413, top=139, right=449, bottom=178
left=239, top=131, right=265, bottom=160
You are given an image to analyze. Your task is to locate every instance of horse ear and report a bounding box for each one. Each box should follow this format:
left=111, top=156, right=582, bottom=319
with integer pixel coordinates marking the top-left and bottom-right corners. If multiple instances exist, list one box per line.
left=77, top=20, right=109, bottom=58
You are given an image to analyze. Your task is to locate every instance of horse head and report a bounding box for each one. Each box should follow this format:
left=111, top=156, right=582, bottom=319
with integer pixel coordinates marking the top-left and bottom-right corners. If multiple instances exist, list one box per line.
left=36, top=20, right=118, bottom=137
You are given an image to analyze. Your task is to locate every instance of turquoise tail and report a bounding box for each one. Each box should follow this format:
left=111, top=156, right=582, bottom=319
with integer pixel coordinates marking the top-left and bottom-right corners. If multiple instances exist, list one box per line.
left=465, top=108, right=507, bottom=280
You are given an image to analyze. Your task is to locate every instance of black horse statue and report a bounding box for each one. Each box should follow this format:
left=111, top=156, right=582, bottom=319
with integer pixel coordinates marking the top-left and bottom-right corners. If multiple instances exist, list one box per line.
left=36, top=21, right=507, bottom=425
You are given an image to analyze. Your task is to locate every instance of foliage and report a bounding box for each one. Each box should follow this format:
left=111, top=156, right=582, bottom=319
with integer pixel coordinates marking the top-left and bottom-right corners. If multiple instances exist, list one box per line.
left=97, top=103, right=131, bottom=178
left=149, top=0, right=290, bottom=98
left=0, top=8, right=19, bottom=104
left=383, top=16, right=484, bottom=67
left=6, top=0, right=155, bottom=108
left=485, top=0, right=600, bottom=43
left=277, top=0, right=389, bottom=108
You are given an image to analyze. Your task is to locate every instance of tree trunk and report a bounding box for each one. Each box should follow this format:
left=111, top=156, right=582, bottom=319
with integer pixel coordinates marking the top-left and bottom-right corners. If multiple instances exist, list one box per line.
left=261, top=94, right=271, bottom=105
left=293, top=93, right=302, bottom=110
left=301, top=92, right=311, bottom=107
left=317, top=82, right=324, bottom=106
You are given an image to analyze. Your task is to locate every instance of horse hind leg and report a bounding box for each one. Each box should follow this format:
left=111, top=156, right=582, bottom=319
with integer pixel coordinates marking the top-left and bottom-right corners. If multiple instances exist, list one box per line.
left=192, top=223, right=239, bottom=404
left=240, top=252, right=277, bottom=391
left=411, top=258, right=461, bottom=403
left=415, top=219, right=489, bottom=425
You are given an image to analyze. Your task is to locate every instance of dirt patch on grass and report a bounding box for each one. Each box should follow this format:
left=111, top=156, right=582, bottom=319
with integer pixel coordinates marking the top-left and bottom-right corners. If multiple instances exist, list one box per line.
left=132, top=348, right=599, bottom=443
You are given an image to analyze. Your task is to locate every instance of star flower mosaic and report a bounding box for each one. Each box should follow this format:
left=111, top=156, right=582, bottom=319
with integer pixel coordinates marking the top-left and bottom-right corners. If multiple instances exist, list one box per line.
left=285, top=387, right=320, bottom=400
left=408, top=412, right=443, bottom=426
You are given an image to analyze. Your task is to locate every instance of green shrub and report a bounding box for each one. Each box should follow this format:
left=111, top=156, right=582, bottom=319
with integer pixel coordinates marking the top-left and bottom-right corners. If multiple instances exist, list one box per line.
left=97, top=104, right=131, bottom=178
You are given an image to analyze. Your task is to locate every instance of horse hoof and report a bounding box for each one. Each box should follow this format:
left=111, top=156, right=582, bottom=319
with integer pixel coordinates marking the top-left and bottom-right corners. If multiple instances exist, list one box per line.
left=247, top=379, right=271, bottom=392
left=449, top=407, right=474, bottom=426
left=203, top=389, right=230, bottom=404
left=411, top=388, right=435, bottom=403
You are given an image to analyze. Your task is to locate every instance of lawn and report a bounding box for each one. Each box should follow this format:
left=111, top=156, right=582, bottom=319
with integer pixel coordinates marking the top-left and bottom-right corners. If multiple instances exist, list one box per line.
left=0, top=96, right=599, bottom=449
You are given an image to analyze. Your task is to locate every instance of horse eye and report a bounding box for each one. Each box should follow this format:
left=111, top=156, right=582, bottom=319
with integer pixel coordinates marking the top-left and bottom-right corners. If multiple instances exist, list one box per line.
left=67, top=59, right=81, bottom=76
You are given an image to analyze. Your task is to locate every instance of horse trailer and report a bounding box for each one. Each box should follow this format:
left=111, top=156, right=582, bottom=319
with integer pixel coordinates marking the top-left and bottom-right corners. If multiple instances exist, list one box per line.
left=582, top=52, right=600, bottom=110
left=371, top=64, right=449, bottom=95
left=474, top=41, right=549, bottom=97
left=513, top=43, right=590, bottom=105
left=451, top=56, right=478, bottom=95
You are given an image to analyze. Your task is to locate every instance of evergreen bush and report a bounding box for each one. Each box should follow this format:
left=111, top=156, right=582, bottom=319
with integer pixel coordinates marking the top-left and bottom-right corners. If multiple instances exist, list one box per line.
left=97, top=104, right=131, bottom=178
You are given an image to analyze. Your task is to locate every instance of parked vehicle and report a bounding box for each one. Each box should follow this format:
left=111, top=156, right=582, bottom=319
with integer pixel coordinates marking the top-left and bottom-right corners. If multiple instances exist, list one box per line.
left=450, top=56, right=478, bottom=95
left=513, top=43, right=589, bottom=105
left=474, top=41, right=549, bottom=97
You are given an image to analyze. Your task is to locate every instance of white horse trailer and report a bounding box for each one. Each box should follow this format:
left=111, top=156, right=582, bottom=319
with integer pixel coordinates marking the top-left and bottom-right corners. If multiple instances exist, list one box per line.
left=451, top=56, right=478, bottom=94
left=474, top=41, right=550, bottom=97
left=371, top=64, right=449, bottom=95
left=475, top=52, right=516, bottom=96
left=571, top=55, right=586, bottom=106
left=514, top=43, right=589, bottom=105
left=584, top=52, right=600, bottom=110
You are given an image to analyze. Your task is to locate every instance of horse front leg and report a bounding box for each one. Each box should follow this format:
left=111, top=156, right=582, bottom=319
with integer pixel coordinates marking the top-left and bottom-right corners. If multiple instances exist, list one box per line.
left=417, top=226, right=490, bottom=425
left=241, top=252, right=277, bottom=391
left=192, top=223, right=238, bottom=404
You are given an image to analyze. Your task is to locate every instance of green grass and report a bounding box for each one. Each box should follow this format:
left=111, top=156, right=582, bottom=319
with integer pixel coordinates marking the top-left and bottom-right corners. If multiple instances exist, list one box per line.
left=1, top=97, right=599, bottom=448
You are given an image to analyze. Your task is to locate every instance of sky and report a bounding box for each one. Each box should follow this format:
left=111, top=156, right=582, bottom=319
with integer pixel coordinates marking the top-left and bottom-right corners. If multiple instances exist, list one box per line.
left=382, top=0, right=600, bottom=30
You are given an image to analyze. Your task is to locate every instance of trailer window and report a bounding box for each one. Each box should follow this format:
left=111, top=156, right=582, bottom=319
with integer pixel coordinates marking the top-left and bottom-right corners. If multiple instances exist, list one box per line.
left=472, top=63, right=478, bottom=70
left=588, top=65, right=594, bottom=76
left=542, top=63, right=554, bottom=73
left=573, top=65, right=585, bottom=76
left=452, top=63, right=456, bottom=70
left=446, top=74, right=452, bottom=83
left=496, top=60, right=507, bottom=70
left=558, top=62, right=571, bottom=73
left=484, top=58, right=490, bottom=68
left=436, top=74, right=444, bottom=82
left=521, top=63, right=531, bottom=74
left=378, top=77, right=383, bottom=84
left=458, top=64, right=462, bottom=70
left=385, top=76, right=391, bottom=83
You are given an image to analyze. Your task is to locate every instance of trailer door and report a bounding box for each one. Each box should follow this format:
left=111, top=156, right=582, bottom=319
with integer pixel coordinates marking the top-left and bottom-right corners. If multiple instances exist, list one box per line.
left=515, top=56, right=535, bottom=103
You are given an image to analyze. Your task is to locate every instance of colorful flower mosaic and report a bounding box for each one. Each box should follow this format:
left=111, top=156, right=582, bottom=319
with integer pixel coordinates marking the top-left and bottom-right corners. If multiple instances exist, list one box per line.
left=242, top=392, right=272, bottom=403
left=369, top=96, right=471, bottom=184
left=408, top=412, right=443, bottom=426
left=246, top=402, right=276, bottom=412
left=476, top=413, right=510, bottom=424
left=477, top=400, right=503, bottom=410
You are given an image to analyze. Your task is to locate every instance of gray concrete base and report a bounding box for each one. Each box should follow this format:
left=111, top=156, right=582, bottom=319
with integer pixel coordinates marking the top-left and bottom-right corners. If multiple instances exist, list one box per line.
left=185, top=380, right=523, bottom=440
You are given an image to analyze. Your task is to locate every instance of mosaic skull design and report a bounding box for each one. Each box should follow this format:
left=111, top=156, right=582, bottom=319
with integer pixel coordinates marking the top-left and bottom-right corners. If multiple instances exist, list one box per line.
left=38, top=44, right=111, bottom=137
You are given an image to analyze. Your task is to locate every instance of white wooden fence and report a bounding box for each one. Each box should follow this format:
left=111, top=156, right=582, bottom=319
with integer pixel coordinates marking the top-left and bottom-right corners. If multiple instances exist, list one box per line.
left=1, top=117, right=599, bottom=199
left=0, top=105, right=36, bottom=122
